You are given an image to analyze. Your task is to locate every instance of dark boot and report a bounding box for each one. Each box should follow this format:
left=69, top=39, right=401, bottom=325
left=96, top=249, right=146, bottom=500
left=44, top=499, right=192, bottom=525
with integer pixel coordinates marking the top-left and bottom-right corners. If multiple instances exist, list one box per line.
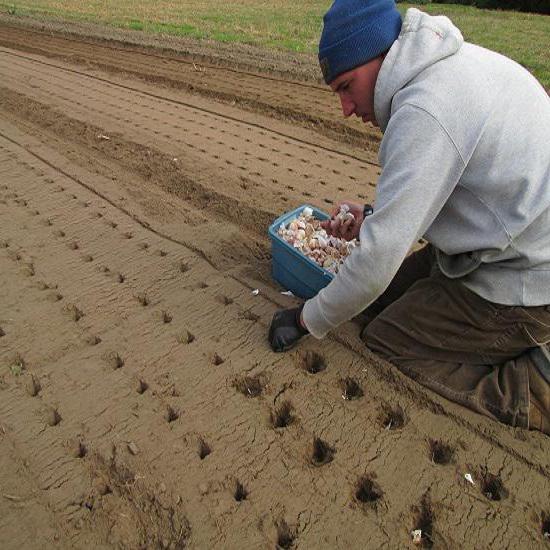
left=528, top=346, right=550, bottom=436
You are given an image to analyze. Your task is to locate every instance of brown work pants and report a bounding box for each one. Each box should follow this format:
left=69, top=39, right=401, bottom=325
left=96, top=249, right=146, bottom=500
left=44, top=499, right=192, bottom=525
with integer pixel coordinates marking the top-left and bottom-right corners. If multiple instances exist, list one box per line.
left=362, top=245, right=550, bottom=433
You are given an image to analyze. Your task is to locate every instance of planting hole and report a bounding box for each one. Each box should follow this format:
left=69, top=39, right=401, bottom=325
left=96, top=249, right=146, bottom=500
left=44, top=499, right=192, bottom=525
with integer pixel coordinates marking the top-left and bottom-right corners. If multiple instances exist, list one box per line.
left=541, top=512, right=550, bottom=540
left=47, top=408, right=62, bottom=427
left=300, top=350, right=326, bottom=374
left=136, top=293, right=149, bottom=306
left=480, top=470, right=508, bottom=501
left=311, top=437, right=335, bottom=466
left=276, top=520, right=295, bottom=549
left=341, top=377, right=364, bottom=400
left=136, top=379, right=149, bottom=394
left=217, top=294, right=233, bottom=306
left=106, top=352, right=124, bottom=370
left=198, top=438, right=211, bottom=459
left=234, top=481, right=248, bottom=502
left=86, top=335, right=101, bottom=346
left=161, top=310, right=172, bottom=324
left=23, top=263, right=35, bottom=277
left=27, top=375, right=41, bottom=397
left=354, top=475, right=382, bottom=506
left=428, top=439, right=454, bottom=465
left=241, top=310, right=259, bottom=322
left=271, top=401, right=294, bottom=429
left=211, top=353, right=224, bottom=366
left=65, top=304, right=84, bottom=322
left=47, top=291, right=63, bottom=302
left=378, top=404, right=406, bottom=430
left=178, top=330, right=195, bottom=344
left=233, top=375, right=264, bottom=398
left=75, top=442, right=88, bottom=458
left=412, top=492, right=434, bottom=548
left=179, top=261, right=190, bottom=273
left=165, top=406, right=179, bottom=423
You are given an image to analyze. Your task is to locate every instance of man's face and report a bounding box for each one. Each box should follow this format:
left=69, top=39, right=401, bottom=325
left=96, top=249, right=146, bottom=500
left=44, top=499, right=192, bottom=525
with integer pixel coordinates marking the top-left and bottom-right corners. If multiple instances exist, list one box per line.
left=330, top=56, right=384, bottom=126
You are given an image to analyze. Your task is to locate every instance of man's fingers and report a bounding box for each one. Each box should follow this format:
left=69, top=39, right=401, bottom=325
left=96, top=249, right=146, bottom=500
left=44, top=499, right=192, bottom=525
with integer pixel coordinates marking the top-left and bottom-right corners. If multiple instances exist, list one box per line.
left=331, top=218, right=343, bottom=236
left=322, top=212, right=359, bottom=239
left=323, top=219, right=336, bottom=236
left=329, top=204, right=341, bottom=218
left=342, top=218, right=353, bottom=231
left=341, top=218, right=356, bottom=239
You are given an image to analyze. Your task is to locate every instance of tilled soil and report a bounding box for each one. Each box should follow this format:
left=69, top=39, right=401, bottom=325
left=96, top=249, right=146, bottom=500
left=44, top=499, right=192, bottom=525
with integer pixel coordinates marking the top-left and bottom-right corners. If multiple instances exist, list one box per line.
left=1, top=19, right=549, bottom=550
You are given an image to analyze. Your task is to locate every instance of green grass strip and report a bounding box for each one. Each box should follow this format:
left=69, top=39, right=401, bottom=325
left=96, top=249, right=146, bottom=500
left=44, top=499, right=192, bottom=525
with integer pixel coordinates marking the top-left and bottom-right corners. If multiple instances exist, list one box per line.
left=1, top=1, right=548, bottom=87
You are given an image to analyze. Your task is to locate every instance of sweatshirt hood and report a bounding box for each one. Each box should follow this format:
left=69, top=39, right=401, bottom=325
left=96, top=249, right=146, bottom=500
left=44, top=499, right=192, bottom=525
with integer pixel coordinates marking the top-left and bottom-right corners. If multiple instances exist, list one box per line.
left=374, top=8, right=464, bottom=132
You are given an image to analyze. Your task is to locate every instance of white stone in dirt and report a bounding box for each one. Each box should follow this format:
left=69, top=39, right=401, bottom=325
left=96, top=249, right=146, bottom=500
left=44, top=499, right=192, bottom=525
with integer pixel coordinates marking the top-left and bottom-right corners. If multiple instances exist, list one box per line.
left=127, top=441, right=140, bottom=455
left=412, top=529, right=423, bottom=545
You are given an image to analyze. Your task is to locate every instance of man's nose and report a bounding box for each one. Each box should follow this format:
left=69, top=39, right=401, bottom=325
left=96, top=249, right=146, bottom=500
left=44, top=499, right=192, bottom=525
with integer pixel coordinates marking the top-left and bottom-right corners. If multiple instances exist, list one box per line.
left=339, top=95, right=354, bottom=117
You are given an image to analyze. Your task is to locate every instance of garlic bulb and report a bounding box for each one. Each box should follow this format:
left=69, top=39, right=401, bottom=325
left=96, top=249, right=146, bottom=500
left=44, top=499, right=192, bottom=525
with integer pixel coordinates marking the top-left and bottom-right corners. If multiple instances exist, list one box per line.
left=277, top=207, right=358, bottom=274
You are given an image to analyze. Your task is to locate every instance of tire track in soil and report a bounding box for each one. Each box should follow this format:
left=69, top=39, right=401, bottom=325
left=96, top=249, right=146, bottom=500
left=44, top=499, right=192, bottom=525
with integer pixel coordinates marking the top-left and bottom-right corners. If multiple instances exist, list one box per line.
left=1, top=39, right=550, bottom=549
left=0, top=23, right=383, bottom=152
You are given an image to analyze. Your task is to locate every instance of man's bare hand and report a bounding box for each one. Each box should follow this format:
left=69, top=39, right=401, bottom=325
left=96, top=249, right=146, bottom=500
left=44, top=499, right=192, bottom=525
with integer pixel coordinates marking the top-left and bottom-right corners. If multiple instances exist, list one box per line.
left=320, top=201, right=364, bottom=241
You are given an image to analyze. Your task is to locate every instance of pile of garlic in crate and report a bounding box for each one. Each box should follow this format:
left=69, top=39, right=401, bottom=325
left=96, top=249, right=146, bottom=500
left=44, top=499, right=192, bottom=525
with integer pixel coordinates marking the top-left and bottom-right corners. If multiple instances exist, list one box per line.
left=277, top=206, right=358, bottom=274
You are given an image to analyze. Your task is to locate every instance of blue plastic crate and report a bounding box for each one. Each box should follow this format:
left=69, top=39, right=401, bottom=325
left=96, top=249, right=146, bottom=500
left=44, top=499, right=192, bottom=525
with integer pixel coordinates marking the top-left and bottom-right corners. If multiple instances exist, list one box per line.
left=268, top=204, right=334, bottom=299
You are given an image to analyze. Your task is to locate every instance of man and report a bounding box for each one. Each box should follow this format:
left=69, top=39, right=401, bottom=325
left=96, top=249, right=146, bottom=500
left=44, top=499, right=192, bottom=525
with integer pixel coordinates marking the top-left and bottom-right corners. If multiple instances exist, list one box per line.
left=268, top=0, right=550, bottom=435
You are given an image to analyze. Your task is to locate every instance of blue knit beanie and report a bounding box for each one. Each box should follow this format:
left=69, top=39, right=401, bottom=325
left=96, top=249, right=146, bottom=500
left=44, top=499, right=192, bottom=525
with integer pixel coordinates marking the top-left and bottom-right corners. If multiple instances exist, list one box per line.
left=318, top=0, right=402, bottom=84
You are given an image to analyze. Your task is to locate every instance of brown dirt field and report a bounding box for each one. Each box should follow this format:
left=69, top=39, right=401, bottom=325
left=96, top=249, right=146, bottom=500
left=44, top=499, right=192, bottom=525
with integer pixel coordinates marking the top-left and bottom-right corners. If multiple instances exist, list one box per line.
left=1, top=18, right=549, bottom=550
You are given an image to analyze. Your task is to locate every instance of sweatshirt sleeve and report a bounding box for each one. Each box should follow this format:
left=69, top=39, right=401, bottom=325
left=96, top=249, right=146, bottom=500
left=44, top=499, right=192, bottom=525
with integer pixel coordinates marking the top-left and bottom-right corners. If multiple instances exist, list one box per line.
left=302, top=104, right=466, bottom=338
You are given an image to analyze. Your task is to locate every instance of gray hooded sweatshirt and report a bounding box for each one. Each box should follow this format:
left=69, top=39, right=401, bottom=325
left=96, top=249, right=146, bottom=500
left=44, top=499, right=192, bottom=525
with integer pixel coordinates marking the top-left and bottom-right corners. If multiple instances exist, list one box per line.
left=304, top=8, right=550, bottom=339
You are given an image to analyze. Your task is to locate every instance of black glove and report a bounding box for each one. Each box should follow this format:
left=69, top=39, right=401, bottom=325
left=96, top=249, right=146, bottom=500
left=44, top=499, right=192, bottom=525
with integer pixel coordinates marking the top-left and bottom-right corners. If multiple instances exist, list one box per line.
left=268, top=305, right=309, bottom=352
